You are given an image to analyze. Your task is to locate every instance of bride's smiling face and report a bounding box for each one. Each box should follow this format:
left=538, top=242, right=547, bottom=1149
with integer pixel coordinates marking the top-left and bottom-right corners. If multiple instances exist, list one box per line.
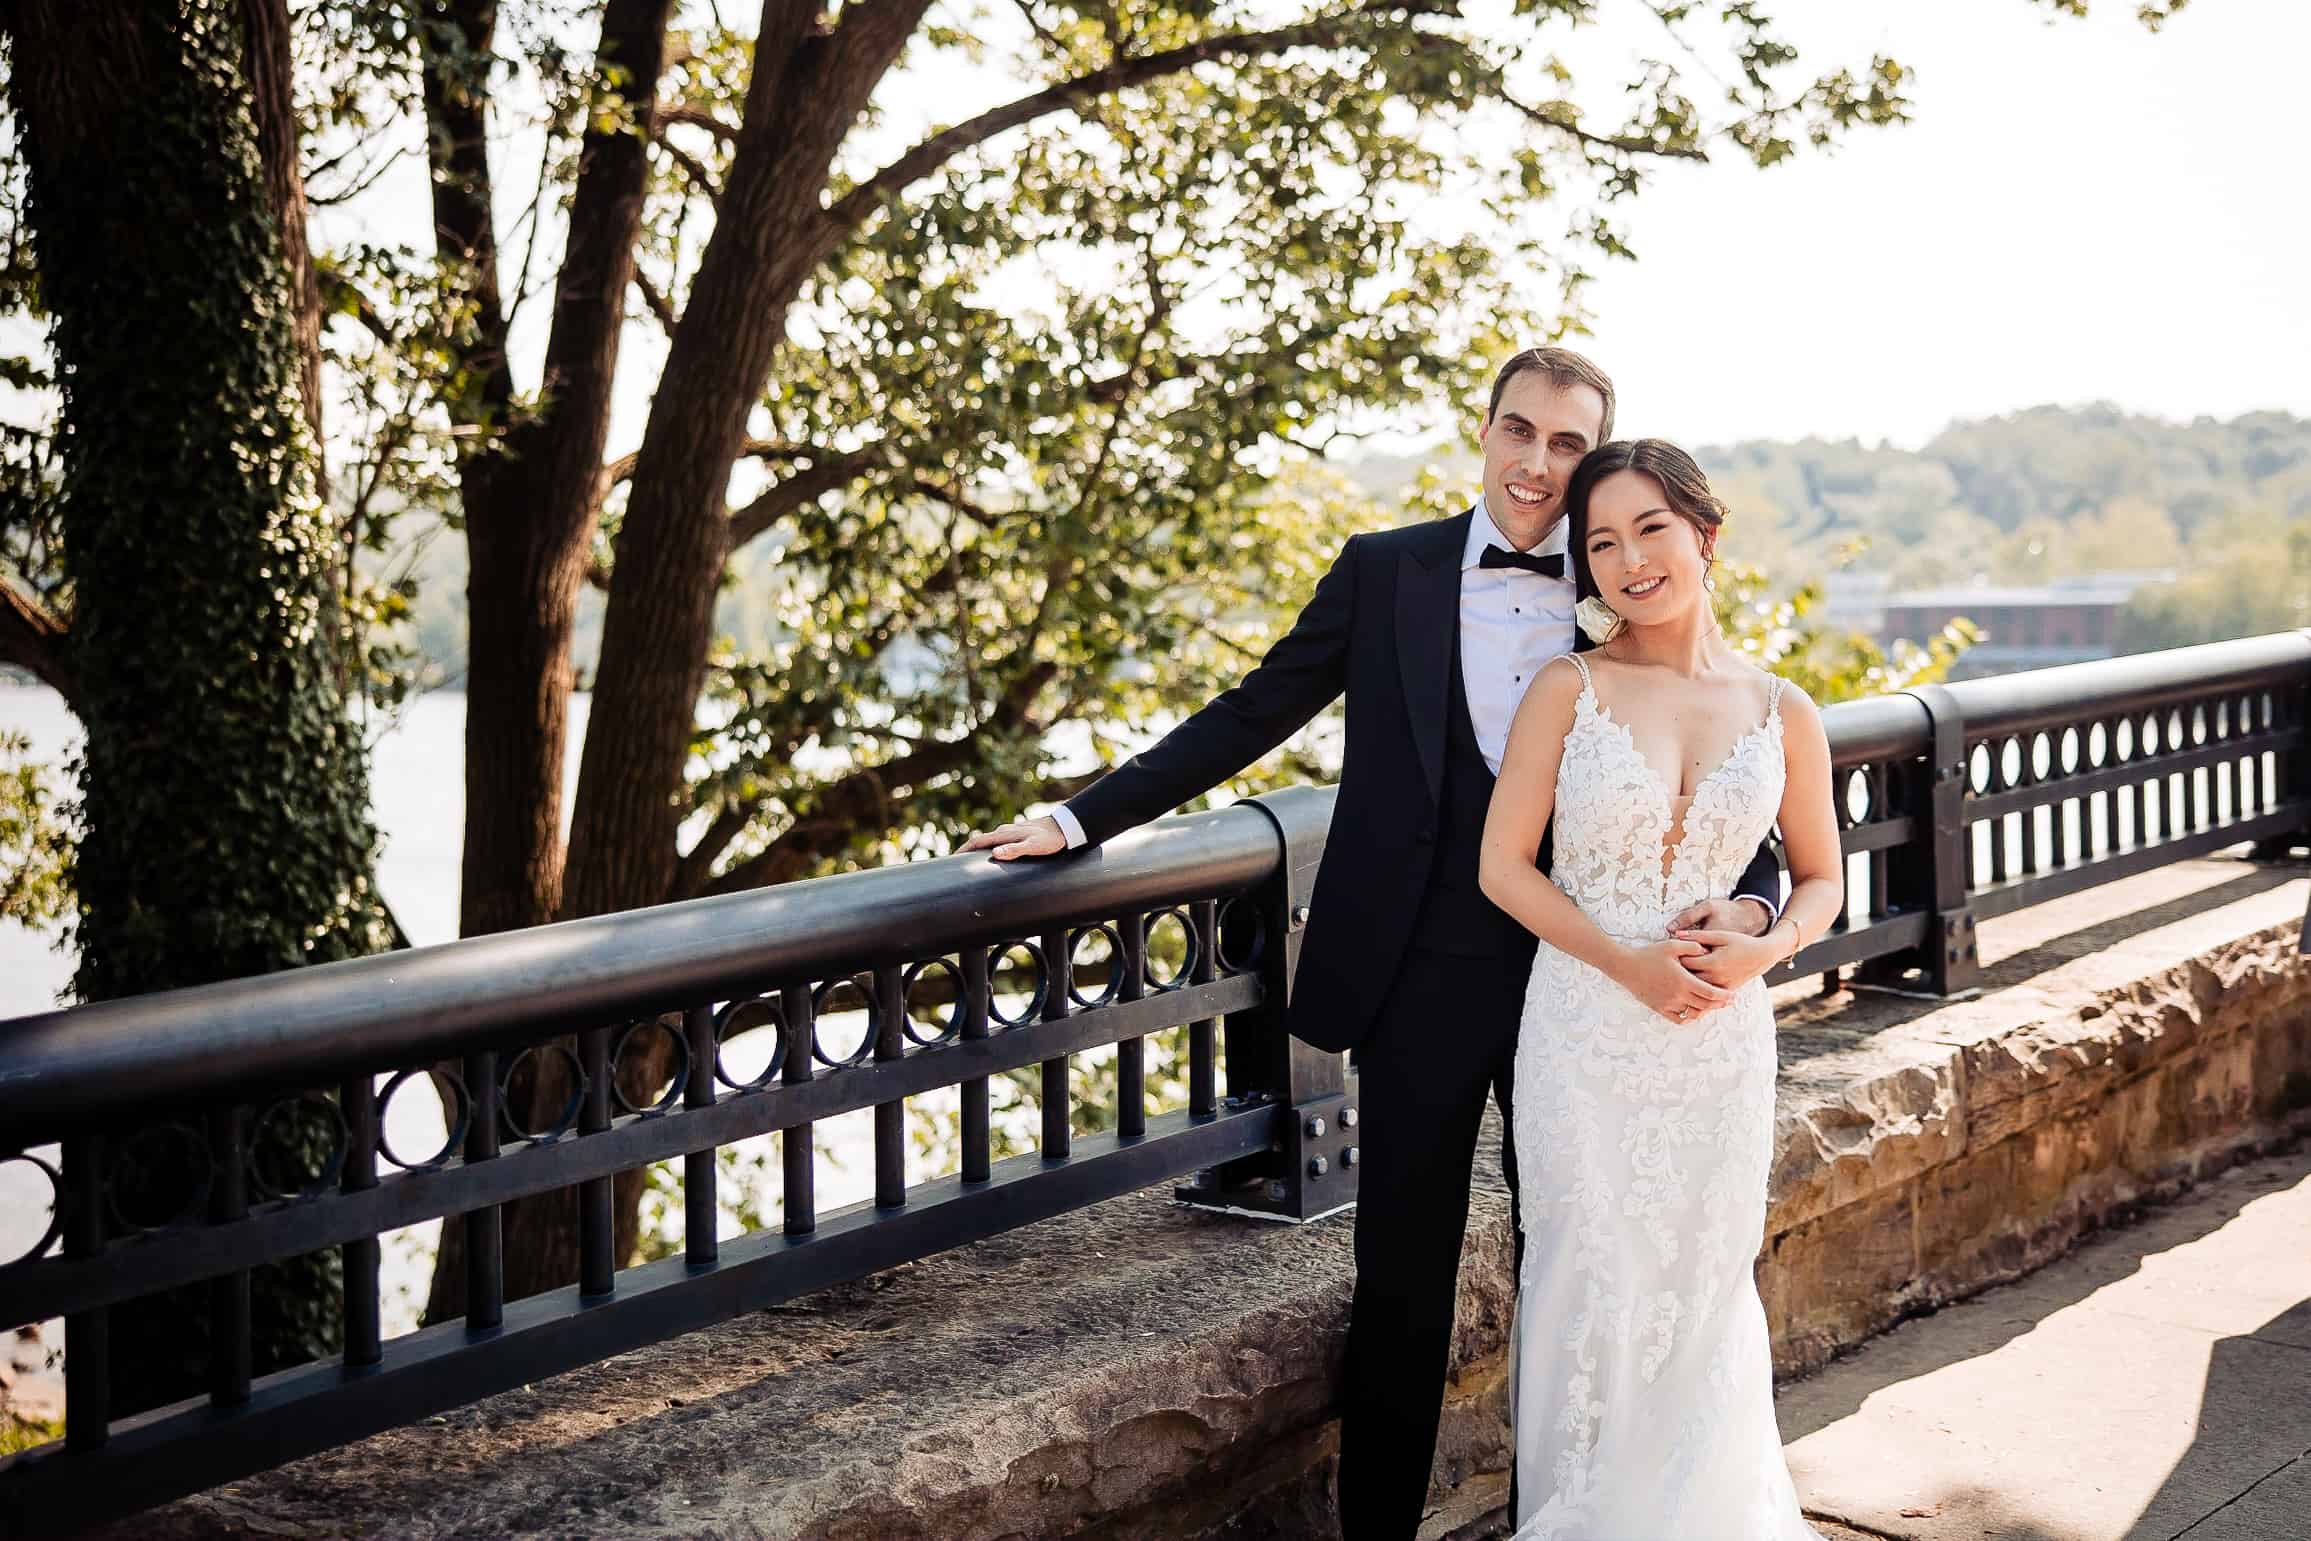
left=1581, top=469, right=1713, bottom=627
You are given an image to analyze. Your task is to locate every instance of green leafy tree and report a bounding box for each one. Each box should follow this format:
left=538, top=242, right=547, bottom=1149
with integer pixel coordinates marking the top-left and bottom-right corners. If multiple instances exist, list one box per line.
left=2113, top=509, right=2311, bottom=651
left=0, top=731, right=67, bottom=928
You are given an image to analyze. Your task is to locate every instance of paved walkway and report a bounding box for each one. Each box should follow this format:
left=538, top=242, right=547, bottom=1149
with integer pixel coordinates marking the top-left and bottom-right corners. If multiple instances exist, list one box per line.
left=1782, top=1143, right=2311, bottom=1541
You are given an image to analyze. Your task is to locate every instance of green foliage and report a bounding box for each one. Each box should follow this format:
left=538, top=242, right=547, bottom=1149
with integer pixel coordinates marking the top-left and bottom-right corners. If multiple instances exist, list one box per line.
left=0, top=731, right=67, bottom=928
left=0, top=1413, right=60, bottom=1457
left=1696, top=406, right=2311, bottom=594
left=2111, top=509, right=2311, bottom=652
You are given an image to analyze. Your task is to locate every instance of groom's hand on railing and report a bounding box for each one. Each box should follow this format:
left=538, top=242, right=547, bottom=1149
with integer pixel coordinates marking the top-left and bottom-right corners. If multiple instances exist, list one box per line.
left=961, top=815, right=1068, bottom=861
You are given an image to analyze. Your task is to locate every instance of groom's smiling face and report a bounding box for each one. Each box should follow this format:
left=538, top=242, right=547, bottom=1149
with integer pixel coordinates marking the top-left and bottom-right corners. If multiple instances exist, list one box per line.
left=1477, top=374, right=1609, bottom=551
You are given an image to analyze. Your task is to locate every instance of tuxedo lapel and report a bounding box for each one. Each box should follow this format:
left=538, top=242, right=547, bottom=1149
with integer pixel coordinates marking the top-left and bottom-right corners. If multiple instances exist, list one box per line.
left=1396, top=511, right=1471, bottom=810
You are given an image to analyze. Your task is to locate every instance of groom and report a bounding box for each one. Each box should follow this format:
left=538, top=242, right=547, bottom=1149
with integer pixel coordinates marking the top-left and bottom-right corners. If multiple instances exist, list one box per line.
left=964, top=347, right=1782, bottom=1538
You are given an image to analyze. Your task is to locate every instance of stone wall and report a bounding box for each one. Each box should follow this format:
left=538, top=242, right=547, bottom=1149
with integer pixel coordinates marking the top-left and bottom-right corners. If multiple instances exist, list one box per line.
left=1761, top=861, right=2311, bottom=1376
left=115, top=860, right=2310, bottom=1541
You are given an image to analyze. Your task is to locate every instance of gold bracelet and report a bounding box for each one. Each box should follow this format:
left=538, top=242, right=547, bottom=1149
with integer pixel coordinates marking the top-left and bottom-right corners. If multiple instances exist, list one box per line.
left=1774, top=919, right=1802, bottom=966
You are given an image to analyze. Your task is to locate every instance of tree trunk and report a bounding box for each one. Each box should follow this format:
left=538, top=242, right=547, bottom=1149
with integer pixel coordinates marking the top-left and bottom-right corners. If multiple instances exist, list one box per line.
left=2, top=0, right=391, bottom=1412
left=559, top=3, right=931, bottom=926
left=421, top=0, right=675, bottom=1322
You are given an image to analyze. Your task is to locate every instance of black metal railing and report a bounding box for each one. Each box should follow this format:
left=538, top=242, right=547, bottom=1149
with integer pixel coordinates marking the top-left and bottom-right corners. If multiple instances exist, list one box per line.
left=1, top=630, right=2307, bottom=1535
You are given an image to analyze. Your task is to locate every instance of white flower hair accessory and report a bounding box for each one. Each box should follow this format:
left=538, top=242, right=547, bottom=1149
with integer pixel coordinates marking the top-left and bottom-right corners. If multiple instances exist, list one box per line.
left=1576, top=594, right=1624, bottom=645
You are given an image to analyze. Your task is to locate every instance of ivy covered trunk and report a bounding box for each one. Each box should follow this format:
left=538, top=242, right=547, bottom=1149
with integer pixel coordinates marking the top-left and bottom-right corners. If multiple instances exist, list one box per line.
left=3, top=0, right=392, bottom=1413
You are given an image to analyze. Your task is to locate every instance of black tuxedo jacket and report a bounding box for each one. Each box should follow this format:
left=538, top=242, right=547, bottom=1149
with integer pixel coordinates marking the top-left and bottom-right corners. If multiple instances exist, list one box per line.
left=1065, top=509, right=1783, bottom=1054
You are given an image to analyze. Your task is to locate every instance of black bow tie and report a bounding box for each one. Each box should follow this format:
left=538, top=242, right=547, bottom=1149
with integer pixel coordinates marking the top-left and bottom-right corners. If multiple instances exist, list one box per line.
left=1479, top=544, right=1566, bottom=579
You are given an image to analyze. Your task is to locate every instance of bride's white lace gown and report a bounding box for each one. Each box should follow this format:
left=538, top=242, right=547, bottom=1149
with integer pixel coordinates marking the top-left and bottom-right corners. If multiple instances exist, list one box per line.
left=1510, top=654, right=1819, bottom=1540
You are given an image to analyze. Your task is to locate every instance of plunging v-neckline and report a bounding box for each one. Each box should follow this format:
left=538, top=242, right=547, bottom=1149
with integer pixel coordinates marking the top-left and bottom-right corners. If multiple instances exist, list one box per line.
left=1570, top=668, right=1783, bottom=893
left=1583, top=693, right=1780, bottom=809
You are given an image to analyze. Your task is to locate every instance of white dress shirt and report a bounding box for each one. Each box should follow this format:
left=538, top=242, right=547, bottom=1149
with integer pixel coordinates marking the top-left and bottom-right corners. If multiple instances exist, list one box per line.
left=1458, top=494, right=1577, bottom=774
left=1052, top=498, right=1574, bottom=847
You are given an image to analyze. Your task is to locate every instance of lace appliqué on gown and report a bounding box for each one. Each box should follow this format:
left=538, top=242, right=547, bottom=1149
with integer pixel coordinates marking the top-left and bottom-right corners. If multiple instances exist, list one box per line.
left=1509, top=656, right=1820, bottom=1541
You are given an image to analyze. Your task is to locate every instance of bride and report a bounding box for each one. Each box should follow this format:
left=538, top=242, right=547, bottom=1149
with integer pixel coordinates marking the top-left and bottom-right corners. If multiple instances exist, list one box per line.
left=1478, top=439, right=1841, bottom=1539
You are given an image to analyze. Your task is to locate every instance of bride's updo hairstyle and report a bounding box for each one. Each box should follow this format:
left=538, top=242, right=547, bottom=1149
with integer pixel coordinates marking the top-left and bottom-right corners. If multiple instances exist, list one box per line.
left=1563, top=437, right=1729, bottom=608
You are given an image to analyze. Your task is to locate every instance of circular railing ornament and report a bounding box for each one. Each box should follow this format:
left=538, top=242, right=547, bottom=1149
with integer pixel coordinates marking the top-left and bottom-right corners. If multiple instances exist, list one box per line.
left=900, top=958, right=964, bottom=1047
left=611, top=1019, right=690, bottom=1117
left=246, top=1091, right=350, bottom=1203
left=375, top=1066, right=471, bottom=1172
left=711, top=995, right=790, bottom=1093
left=0, top=1151, right=62, bottom=1268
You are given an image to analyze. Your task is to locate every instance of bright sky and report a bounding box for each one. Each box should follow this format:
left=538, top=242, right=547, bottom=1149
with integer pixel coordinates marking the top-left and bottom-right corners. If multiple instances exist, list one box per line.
left=1557, top=0, right=2311, bottom=449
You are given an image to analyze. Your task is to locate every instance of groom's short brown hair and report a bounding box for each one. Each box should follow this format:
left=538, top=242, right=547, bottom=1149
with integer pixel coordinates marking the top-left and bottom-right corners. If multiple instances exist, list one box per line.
left=1486, top=346, right=1616, bottom=442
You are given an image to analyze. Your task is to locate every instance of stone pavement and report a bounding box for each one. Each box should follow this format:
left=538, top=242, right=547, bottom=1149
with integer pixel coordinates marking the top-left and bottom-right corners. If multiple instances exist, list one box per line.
left=1783, top=1143, right=2311, bottom=1541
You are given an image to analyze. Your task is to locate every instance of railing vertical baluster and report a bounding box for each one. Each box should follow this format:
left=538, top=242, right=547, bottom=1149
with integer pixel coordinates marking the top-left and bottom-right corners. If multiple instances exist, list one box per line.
left=873, top=967, right=906, bottom=1207
left=2127, top=738, right=2146, bottom=848
left=1040, top=928, right=1073, bottom=1160
left=2019, top=784, right=2041, bottom=877
left=2244, top=716, right=2262, bottom=818
left=2186, top=711, right=2206, bottom=833
left=209, top=1105, right=251, bottom=1406
left=782, top=985, right=816, bottom=1235
left=2218, top=721, right=2236, bottom=823
left=63, top=1134, right=108, bottom=1451
left=464, top=1049, right=503, bottom=1331
left=1988, top=748, right=2010, bottom=883
left=578, top=1027, right=614, bottom=1297
left=1118, top=914, right=1147, bottom=1139
left=1189, top=900, right=1218, bottom=1118
left=2153, top=743, right=2172, bottom=845
left=1869, top=840, right=1891, bottom=922
left=684, top=1006, right=717, bottom=1268
left=340, top=1075, right=381, bottom=1368
left=961, top=948, right=992, bottom=1183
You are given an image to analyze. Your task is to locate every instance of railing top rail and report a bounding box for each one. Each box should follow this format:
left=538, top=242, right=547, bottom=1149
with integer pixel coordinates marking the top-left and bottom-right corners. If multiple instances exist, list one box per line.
left=0, top=790, right=1304, bottom=1145
left=1945, top=629, right=2311, bottom=738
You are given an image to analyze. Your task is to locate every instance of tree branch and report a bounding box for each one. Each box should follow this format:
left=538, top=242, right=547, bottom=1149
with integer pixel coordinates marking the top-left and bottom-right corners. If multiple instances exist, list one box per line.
left=670, top=802, right=749, bottom=897
left=654, top=133, right=723, bottom=206
left=823, top=0, right=1455, bottom=232
left=655, top=100, right=738, bottom=141
left=633, top=268, right=678, bottom=333
left=904, top=472, right=999, bottom=529
left=602, top=436, right=811, bottom=496
left=0, top=576, right=76, bottom=703
left=702, top=660, right=1061, bottom=896
left=725, top=446, right=896, bottom=550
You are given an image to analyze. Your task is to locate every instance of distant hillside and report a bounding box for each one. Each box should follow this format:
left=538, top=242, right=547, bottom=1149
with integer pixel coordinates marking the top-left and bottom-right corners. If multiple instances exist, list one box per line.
left=359, top=403, right=2305, bottom=694
left=1343, top=403, right=2311, bottom=596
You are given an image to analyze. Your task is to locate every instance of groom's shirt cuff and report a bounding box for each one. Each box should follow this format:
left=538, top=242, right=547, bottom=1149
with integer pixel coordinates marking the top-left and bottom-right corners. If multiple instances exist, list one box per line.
left=1734, top=889, right=1783, bottom=928
left=1051, top=805, right=1089, bottom=849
